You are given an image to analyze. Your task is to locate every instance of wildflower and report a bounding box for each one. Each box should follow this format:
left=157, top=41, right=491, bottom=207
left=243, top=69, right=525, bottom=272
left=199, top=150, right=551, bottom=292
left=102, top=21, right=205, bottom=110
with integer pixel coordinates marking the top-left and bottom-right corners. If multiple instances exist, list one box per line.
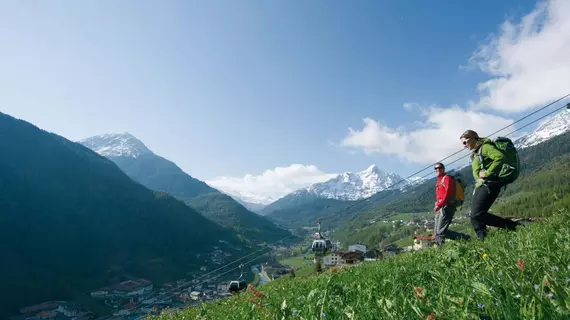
left=547, top=293, right=554, bottom=299
left=515, top=294, right=521, bottom=299
left=567, top=277, right=570, bottom=284
left=321, top=312, right=326, bottom=318
left=534, top=284, right=539, bottom=290
left=517, top=259, right=525, bottom=271
left=426, top=312, right=436, bottom=320
left=552, top=266, right=559, bottom=271
left=482, top=253, right=489, bottom=259
left=509, top=240, right=514, bottom=245
left=489, top=287, right=494, bottom=293
left=543, top=278, right=549, bottom=286
left=477, top=303, right=484, bottom=309
left=292, top=309, right=300, bottom=316
left=413, top=286, right=426, bottom=300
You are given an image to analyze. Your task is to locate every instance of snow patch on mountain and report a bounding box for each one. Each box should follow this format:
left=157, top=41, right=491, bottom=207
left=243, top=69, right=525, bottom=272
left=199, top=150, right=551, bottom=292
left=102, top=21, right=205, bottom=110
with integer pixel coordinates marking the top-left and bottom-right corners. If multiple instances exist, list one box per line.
left=301, top=165, right=415, bottom=201
left=515, top=108, right=570, bottom=149
left=79, top=133, right=153, bottom=158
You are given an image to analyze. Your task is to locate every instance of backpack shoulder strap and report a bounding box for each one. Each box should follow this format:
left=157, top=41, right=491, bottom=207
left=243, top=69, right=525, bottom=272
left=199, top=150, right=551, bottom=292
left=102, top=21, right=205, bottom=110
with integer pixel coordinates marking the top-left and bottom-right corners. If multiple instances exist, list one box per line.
left=439, top=174, right=447, bottom=186
left=477, top=146, right=485, bottom=170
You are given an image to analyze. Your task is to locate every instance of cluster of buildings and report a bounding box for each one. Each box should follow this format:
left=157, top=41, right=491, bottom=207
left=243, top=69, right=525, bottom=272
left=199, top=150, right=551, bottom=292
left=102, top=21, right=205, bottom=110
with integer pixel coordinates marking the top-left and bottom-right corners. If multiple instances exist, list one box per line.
left=86, top=276, right=241, bottom=318
left=320, top=243, right=402, bottom=268
left=10, top=244, right=244, bottom=319
left=10, top=301, right=93, bottom=320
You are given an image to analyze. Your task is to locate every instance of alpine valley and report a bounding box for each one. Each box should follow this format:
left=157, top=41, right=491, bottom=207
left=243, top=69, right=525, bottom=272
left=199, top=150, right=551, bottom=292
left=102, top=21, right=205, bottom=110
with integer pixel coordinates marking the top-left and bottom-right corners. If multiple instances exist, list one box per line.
left=79, top=133, right=293, bottom=245
left=0, top=112, right=251, bottom=317
left=0, top=107, right=567, bottom=318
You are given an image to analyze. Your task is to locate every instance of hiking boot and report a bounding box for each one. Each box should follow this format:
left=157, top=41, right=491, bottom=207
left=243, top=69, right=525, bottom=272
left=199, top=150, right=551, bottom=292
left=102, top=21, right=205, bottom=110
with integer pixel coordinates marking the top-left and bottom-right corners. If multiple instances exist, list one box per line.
left=476, top=231, right=487, bottom=240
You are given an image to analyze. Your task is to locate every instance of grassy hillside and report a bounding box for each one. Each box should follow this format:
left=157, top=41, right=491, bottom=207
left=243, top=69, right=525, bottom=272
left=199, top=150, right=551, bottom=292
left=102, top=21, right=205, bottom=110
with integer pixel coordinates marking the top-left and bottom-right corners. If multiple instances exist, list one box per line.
left=0, top=112, right=248, bottom=317
left=154, top=209, right=570, bottom=320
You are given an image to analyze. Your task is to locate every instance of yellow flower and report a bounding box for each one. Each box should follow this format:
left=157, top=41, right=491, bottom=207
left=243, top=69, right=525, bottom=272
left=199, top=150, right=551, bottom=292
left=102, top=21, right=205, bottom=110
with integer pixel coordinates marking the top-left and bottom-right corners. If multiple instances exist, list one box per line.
left=482, top=253, right=489, bottom=259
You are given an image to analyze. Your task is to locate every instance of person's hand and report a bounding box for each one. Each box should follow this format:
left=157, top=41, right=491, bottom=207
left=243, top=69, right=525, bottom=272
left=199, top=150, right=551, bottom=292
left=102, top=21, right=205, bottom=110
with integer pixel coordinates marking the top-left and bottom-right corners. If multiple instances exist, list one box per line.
left=433, top=206, right=439, bottom=213
left=479, top=171, right=486, bottom=179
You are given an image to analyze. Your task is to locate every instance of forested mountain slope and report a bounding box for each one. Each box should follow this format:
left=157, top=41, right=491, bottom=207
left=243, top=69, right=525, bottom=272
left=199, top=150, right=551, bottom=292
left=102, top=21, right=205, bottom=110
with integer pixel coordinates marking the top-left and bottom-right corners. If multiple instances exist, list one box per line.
left=0, top=112, right=247, bottom=317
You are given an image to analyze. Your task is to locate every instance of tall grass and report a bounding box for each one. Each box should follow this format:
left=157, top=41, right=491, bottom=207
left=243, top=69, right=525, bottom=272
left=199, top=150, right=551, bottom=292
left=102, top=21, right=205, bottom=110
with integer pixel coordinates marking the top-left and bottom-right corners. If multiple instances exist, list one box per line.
left=155, top=209, right=570, bottom=319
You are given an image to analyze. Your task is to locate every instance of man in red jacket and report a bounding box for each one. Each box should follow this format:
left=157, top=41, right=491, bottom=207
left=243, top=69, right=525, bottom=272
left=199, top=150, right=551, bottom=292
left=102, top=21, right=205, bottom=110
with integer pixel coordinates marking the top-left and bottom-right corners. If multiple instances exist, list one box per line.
left=433, top=162, right=471, bottom=246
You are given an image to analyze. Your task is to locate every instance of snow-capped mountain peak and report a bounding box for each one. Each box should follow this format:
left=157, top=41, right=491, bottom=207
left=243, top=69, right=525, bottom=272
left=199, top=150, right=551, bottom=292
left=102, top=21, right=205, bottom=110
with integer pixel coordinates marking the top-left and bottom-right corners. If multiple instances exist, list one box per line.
left=515, top=108, right=570, bottom=149
left=79, top=133, right=152, bottom=158
left=304, top=165, right=408, bottom=201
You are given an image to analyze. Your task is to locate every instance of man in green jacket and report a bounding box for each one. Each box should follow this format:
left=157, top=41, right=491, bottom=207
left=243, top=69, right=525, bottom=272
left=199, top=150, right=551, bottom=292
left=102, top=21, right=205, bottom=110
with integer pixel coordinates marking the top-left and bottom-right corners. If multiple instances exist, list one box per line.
left=460, top=130, right=520, bottom=240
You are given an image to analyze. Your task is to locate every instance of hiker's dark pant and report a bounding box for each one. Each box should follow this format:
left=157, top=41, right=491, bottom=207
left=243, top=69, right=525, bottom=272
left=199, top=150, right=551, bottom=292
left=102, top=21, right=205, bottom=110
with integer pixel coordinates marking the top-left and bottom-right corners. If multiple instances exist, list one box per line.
left=434, top=206, right=471, bottom=246
left=471, top=181, right=518, bottom=239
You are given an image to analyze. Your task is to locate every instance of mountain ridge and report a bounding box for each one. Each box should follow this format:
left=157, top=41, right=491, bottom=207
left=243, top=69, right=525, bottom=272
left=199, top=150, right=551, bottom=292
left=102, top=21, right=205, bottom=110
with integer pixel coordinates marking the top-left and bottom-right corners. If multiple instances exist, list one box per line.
left=79, top=133, right=293, bottom=244
left=261, top=165, right=419, bottom=215
left=0, top=112, right=247, bottom=317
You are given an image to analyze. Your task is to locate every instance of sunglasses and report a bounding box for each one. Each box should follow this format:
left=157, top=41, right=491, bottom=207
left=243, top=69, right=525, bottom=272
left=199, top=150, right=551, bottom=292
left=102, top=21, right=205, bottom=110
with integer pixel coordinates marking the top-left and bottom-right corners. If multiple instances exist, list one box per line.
left=434, top=166, right=443, bottom=170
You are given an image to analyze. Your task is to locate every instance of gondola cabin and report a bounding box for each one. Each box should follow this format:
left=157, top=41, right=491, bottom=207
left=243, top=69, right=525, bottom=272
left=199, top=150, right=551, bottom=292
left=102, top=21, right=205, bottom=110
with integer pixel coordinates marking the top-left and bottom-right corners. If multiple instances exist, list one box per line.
left=311, top=239, right=329, bottom=256
left=228, top=280, right=247, bottom=294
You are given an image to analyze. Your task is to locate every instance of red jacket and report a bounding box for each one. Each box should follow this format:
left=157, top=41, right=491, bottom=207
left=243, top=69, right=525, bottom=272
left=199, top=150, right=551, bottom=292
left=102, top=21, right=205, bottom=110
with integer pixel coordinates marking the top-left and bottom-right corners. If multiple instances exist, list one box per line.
left=435, top=174, right=455, bottom=210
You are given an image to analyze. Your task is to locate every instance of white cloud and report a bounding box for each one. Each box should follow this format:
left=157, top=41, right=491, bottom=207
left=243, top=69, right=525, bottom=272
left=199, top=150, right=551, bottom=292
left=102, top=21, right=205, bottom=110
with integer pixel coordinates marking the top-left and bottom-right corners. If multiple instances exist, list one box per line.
left=206, top=164, right=338, bottom=205
left=468, top=0, right=570, bottom=112
left=340, top=105, right=513, bottom=165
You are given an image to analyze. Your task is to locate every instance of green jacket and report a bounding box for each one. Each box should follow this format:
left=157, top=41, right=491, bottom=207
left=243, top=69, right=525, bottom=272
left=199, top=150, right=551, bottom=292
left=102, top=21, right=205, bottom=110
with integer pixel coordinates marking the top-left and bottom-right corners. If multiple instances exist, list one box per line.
left=471, top=138, right=505, bottom=188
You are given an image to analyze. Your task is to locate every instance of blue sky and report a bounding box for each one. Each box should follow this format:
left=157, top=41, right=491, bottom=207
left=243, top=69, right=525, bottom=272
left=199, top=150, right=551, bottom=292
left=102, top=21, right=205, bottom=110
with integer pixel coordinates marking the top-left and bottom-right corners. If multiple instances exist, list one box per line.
left=1, top=0, right=569, bottom=204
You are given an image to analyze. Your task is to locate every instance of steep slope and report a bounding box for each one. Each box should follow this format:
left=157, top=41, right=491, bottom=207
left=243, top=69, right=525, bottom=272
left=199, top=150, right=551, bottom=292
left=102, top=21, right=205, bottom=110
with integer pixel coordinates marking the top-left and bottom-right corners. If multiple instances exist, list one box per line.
left=230, top=196, right=267, bottom=214
left=0, top=113, right=246, bottom=317
left=159, top=210, right=570, bottom=320
left=80, top=134, right=292, bottom=244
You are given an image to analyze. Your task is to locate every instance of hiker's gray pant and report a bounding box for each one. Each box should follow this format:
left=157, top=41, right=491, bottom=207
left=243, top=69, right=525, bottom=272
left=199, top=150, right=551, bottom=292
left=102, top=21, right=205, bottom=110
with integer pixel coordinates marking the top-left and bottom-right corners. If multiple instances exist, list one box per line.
left=434, top=206, right=471, bottom=245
